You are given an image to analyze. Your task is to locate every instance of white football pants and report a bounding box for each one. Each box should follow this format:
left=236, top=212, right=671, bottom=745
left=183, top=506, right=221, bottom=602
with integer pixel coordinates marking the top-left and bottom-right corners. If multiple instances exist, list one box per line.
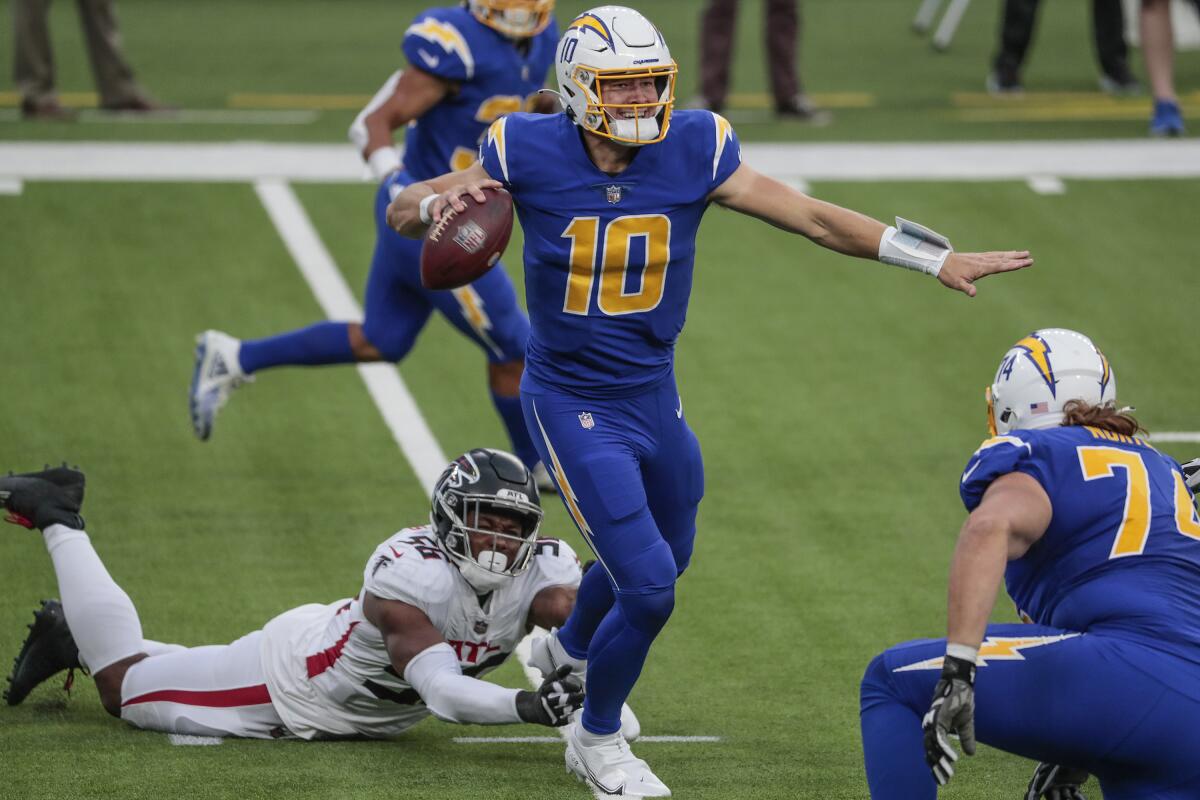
left=120, top=630, right=290, bottom=739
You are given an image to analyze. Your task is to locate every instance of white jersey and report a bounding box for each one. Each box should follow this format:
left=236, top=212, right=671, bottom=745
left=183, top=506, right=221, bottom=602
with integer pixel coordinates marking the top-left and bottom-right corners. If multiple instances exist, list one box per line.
left=259, top=525, right=581, bottom=739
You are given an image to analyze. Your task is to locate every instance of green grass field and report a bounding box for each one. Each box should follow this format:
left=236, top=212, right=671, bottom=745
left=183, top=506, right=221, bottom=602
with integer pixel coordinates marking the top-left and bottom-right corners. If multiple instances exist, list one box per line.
left=2, top=1, right=1199, bottom=798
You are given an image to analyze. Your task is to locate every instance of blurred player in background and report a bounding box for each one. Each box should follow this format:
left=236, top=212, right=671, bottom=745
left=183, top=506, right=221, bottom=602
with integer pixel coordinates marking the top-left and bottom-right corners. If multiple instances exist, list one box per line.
left=860, top=329, right=1200, bottom=799
left=387, top=6, right=1032, bottom=794
left=3, top=449, right=586, bottom=744
left=190, top=0, right=559, bottom=489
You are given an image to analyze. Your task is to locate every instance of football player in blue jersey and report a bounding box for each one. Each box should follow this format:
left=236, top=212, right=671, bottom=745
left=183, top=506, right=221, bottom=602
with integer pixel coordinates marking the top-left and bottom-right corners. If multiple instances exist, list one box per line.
left=386, top=6, right=1032, bottom=795
left=190, top=0, right=559, bottom=489
left=860, top=328, right=1200, bottom=800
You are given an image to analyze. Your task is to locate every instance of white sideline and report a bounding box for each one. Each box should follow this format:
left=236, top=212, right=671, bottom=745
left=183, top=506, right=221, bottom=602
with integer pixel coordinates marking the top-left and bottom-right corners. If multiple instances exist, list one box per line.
left=3, top=139, right=1200, bottom=184
left=252, top=179, right=446, bottom=495
left=1147, top=432, right=1200, bottom=443
left=0, top=177, right=22, bottom=194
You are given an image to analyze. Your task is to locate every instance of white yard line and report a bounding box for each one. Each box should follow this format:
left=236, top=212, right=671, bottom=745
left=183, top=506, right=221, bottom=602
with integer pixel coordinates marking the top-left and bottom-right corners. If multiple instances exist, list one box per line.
left=4, top=139, right=1200, bottom=184
left=1146, top=432, right=1200, bottom=443
left=167, top=734, right=223, bottom=746
left=253, top=179, right=446, bottom=495
left=454, top=736, right=723, bottom=744
left=1026, top=175, right=1066, bottom=194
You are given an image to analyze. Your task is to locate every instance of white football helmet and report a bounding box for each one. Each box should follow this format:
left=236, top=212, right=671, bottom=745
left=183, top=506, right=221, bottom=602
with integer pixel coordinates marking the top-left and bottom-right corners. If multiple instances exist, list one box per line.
left=468, top=0, right=554, bottom=38
left=555, top=6, right=677, bottom=146
left=987, top=328, right=1116, bottom=435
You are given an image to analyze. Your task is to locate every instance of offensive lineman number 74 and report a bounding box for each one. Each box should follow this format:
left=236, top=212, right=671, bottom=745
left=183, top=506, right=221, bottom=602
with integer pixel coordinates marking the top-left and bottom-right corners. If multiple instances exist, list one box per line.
left=1078, top=446, right=1200, bottom=559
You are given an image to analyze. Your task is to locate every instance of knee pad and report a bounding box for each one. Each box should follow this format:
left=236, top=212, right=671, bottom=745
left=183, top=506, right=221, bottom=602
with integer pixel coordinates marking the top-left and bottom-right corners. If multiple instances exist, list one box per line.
left=615, top=583, right=675, bottom=637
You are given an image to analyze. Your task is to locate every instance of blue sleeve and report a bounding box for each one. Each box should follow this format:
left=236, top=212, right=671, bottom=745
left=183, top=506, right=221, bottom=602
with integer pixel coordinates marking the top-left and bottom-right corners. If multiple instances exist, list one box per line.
left=403, top=12, right=474, bottom=82
left=959, top=433, right=1048, bottom=511
left=707, top=112, right=742, bottom=194
left=478, top=116, right=515, bottom=190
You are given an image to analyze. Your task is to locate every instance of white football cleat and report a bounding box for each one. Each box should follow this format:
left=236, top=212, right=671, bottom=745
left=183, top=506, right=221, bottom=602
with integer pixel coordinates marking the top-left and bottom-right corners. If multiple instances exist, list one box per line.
left=566, top=721, right=670, bottom=797
left=190, top=330, right=250, bottom=441
left=527, top=629, right=641, bottom=741
left=532, top=461, right=557, bottom=495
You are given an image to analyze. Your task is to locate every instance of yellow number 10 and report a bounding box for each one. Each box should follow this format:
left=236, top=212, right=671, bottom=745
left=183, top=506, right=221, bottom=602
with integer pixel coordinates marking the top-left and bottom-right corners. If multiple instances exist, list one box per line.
left=1078, top=446, right=1200, bottom=559
left=562, top=215, right=672, bottom=316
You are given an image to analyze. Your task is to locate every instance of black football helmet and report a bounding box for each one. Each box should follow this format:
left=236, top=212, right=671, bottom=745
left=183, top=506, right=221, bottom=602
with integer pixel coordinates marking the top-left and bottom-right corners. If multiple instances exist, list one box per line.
left=430, top=448, right=543, bottom=591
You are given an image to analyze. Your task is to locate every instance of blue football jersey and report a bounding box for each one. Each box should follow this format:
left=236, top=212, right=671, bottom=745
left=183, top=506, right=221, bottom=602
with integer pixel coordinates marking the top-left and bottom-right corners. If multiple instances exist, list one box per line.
left=960, top=426, right=1200, bottom=670
left=478, top=110, right=743, bottom=397
left=400, top=6, right=558, bottom=181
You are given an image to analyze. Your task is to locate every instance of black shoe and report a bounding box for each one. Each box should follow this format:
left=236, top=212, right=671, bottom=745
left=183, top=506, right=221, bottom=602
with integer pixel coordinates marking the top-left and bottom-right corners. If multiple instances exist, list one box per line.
left=986, top=68, right=1023, bottom=96
left=775, top=94, right=832, bottom=124
left=1099, top=67, right=1141, bottom=96
left=4, top=600, right=81, bottom=706
left=19, top=99, right=78, bottom=122
left=0, top=466, right=85, bottom=531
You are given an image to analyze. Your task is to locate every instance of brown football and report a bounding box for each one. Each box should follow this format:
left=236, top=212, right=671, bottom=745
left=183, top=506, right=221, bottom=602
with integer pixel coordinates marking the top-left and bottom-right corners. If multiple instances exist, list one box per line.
left=420, top=187, right=514, bottom=291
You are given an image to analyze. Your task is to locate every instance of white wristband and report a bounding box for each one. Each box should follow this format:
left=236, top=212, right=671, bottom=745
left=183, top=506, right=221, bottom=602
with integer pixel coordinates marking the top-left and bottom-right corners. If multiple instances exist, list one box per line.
left=418, top=193, right=438, bottom=225
left=366, top=147, right=402, bottom=183
left=945, top=642, right=979, bottom=663
left=878, top=217, right=953, bottom=277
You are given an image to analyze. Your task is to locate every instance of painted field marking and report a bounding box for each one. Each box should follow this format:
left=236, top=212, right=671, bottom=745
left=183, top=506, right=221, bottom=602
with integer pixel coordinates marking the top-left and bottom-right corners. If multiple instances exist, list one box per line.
left=0, top=109, right=318, bottom=126
left=1027, top=176, right=1065, bottom=195
left=5, top=140, right=1200, bottom=185
left=1147, top=432, right=1200, bottom=443
left=253, top=179, right=446, bottom=494
left=168, top=734, right=223, bottom=746
left=0, top=177, right=23, bottom=195
left=453, top=736, right=723, bottom=744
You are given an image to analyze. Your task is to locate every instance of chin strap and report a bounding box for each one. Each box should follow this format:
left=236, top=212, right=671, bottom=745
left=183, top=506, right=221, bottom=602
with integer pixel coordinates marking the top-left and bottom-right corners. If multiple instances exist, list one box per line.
left=537, top=88, right=571, bottom=117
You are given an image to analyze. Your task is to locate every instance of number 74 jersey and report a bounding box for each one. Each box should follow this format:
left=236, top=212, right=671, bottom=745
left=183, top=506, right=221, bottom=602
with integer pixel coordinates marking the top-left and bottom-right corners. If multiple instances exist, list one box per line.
left=959, top=425, right=1200, bottom=688
left=479, top=110, right=742, bottom=398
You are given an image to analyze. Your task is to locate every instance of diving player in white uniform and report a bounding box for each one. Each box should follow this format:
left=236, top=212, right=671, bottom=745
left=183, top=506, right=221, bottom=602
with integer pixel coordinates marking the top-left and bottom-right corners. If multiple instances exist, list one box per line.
left=2, top=449, right=585, bottom=744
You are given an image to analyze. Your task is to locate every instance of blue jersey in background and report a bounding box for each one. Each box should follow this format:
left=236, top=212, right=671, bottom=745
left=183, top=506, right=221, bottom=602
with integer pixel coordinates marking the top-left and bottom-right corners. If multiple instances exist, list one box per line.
left=401, top=6, right=558, bottom=181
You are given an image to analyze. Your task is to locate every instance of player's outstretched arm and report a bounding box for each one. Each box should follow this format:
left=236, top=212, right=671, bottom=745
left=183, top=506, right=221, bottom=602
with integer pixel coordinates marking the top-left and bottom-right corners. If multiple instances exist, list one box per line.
left=923, top=472, right=1052, bottom=786
left=362, top=592, right=581, bottom=727
left=385, top=162, right=501, bottom=238
left=708, top=163, right=1033, bottom=297
left=349, top=68, right=451, bottom=182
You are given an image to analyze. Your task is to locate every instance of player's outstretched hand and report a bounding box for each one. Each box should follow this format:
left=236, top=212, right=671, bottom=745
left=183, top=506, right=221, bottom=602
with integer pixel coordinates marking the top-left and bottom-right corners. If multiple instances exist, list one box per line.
left=515, top=664, right=584, bottom=727
left=921, top=654, right=977, bottom=786
left=938, top=250, right=1033, bottom=297
left=1024, top=762, right=1089, bottom=800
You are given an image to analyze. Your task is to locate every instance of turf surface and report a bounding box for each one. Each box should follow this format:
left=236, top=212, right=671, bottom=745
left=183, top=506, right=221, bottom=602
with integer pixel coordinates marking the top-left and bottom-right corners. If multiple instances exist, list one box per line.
left=2, top=174, right=1196, bottom=798
left=1, top=1, right=1198, bottom=796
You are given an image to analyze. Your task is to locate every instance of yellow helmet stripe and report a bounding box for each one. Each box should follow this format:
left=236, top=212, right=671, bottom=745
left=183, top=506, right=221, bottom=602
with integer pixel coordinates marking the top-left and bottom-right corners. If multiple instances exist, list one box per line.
left=1015, top=334, right=1057, bottom=397
left=567, top=13, right=614, bottom=46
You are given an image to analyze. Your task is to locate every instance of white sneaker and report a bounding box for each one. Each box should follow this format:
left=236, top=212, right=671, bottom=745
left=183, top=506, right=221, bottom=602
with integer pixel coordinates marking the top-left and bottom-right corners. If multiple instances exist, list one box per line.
left=190, top=330, right=250, bottom=441
left=532, top=461, right=558, bottom=495
left=527, top=629, right=641, bottom=742
left=566, top=721, right=670, bottom=797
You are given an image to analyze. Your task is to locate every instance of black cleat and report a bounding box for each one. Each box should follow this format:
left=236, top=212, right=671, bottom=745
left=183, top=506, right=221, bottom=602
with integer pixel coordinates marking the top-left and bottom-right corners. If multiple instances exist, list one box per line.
left=5, top=599, right=81, bottom=706
left=0, top=466, right=85, bottom=531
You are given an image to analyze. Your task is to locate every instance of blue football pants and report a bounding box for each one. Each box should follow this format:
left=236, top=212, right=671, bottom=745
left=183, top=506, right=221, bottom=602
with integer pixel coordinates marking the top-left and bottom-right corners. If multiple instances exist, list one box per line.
left=861, top=623, right=1200, bottom=799
left=522, top=375, right=704, bottom=735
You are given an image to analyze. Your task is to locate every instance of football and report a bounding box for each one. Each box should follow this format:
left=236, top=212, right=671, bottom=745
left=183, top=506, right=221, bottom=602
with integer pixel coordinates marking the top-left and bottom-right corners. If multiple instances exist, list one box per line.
left=419, top=188, right=514, bottom=290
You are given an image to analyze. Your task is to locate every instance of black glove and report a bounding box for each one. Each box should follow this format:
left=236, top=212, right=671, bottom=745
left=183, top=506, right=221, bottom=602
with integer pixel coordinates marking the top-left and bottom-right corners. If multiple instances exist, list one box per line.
left=922, top=654, right=976, bottom=786
left=1182, top=458, right=1200, bottom=495
left=515, top=664, right=584, bottom=727
left=1025, top=762, right=1088, bottom=800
